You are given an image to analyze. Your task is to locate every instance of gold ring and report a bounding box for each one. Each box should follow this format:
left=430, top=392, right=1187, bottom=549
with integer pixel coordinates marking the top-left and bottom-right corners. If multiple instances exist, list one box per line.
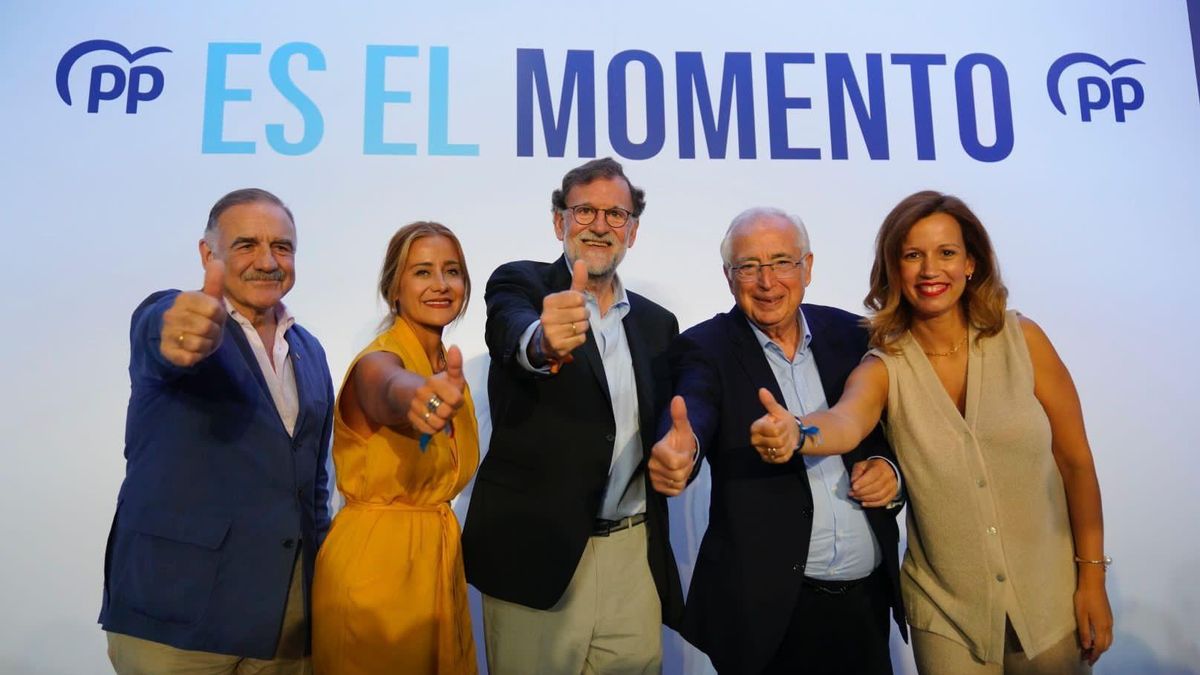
left=570, top=322, right=578, bottom=334
left=768, top=447, right=777, bottom=458
left=422, top=410, right=432, bottom=422
left=426, top=394, right=443, bottom=413
left=177, top=333, right=185, bottom=345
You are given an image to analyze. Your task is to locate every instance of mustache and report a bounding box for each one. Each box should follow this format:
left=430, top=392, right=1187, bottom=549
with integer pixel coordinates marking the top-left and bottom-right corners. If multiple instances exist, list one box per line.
left=578, top=233, right=616, bottom=245
left=242, top=270, right=285, bottom=282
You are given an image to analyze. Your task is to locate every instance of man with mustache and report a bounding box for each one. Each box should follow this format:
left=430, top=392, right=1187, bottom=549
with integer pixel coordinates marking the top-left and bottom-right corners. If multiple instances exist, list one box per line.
left=99, top=188, right=334, bottom=674
left=463, top=158, right=683, bottom=674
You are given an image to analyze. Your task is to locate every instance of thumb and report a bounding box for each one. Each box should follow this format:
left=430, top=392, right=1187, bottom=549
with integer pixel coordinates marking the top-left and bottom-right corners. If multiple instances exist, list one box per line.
left=202, top=258, right=225, bottom=299
left=569, top=258, right=588, bottom=293
left=850, top=461, right=867, bottom=482
left=758, top=388, right=788, bottom=417
left=670, top=396, right=692, bottom=436
left=444, top=345, right=464, bottom=386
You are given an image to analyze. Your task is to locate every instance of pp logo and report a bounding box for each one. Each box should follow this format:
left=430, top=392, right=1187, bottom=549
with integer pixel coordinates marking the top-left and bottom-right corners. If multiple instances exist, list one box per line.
left=56, top=39, right=172, bottom=113
left=1047, top=53, right=1144, bottom=122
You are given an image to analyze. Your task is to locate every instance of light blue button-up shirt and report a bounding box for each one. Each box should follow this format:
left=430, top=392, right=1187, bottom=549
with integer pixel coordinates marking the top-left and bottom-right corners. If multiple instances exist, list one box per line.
left=517, top=265, right=644, bottom=520
left=748, top=311, right=882, bottom=581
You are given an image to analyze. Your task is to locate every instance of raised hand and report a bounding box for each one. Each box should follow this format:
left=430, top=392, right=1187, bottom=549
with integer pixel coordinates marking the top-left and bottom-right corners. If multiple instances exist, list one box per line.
left=750, top=388, right=800, bottom=464
left=539, top=258, right=591, bottom=362
left=849, top=458, right=898, bottom=507
left=409, top=345, right=466, bottom=435
left=649, top=396, right=697, bottom=496
left=159, top=259, right=228, bottom=367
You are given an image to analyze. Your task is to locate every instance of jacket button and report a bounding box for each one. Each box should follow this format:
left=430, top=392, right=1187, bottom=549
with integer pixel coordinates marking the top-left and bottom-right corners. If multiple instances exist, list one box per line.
left=792, top=563, right=804, bottom=572
left=605, top=434, right=615, bottom=442
left=282, top=539, right=295, bottom=549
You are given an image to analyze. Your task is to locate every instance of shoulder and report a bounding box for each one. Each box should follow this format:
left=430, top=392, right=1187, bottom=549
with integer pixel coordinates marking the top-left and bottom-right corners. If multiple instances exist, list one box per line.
left=802, top=303, right=864, bottom=328
left=627, top=289, right=676, bottom=321
left=1011, top=310, right=1056, bottom=361
left=134, top=289, right=181, bottom=316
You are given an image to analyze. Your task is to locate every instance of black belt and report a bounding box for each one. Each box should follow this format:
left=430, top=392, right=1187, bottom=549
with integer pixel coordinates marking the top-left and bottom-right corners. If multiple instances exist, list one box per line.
left=592, top=513, right=647, bottom=536
left=801, top=567, right=881, bottom=595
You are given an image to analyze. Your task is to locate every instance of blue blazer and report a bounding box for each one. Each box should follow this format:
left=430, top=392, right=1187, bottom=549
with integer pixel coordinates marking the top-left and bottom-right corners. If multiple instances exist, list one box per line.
left=666, top=304, right=906, bottom=674
left=99, top=290, right=333, bottom=659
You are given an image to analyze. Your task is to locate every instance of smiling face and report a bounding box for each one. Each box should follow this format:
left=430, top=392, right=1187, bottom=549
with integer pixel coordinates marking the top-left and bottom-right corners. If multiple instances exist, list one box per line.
left=724, top=215, right=813, bottom=335
left=392, top=234, right=466, bottom=334
left=201, top=200, right=296, bottom=320
left=553, top=176, right=639, bottom=278
left=897, top=212, right=976, bottom=321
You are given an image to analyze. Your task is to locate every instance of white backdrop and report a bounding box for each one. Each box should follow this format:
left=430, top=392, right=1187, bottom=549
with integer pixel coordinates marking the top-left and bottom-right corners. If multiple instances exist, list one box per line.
left=2, top=1, right=1198, bottom=673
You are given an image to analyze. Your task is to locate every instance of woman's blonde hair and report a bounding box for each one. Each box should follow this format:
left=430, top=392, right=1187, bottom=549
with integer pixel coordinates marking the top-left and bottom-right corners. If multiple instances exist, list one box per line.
left=378, top=221, right=471, bottom=327
left=865, top=191, right=1007, bottom=351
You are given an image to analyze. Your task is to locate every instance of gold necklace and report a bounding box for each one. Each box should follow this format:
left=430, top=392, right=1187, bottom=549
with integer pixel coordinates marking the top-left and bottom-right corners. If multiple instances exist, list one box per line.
left=922, top=334, right=968, bottom=358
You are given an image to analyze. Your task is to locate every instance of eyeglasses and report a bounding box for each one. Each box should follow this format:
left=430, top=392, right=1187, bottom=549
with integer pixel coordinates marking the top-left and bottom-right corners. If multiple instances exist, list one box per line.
left=564, top=204, right=634, bottom=228
left=728, top=259, right=806, bottom=282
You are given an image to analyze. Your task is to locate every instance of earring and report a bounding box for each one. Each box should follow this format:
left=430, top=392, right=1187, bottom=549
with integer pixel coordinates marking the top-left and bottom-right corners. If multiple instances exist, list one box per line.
left=967, top=273, right=974, bottom=281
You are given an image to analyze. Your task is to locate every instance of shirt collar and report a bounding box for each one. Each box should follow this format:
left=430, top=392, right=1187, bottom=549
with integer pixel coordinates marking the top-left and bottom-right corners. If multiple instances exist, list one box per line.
left=563, top=258, right=630, bottom=311
left=747, top=307, right=812, bottom=358
left=224, top=298, right=295, bottom=334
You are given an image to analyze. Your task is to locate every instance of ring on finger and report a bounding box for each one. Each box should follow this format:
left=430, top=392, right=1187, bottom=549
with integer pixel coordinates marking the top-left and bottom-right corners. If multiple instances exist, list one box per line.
left=422, top=410, right=432, bottom=422
left=426, top=394, right=443, bottom=414
left=177, top=333, right=185, bottom=345
left=767, top=447, right=777, bottom=458
left=570, top=322, right=578, bottom=335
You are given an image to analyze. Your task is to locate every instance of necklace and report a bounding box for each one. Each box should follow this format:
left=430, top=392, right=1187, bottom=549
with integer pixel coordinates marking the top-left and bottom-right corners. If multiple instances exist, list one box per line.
left=922, top=334, right=968, bottom=358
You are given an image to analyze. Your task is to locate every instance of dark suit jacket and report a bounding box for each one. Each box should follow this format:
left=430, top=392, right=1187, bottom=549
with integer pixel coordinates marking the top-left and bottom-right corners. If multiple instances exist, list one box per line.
left=669, top=304, right=906, bottom=674
left=99, top=290, right=333, bottom=659
left=462, top=257, right=684, bottom=627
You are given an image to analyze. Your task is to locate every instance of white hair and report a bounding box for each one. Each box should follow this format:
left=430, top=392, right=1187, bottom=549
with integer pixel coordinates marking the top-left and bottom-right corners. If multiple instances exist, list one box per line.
left=719, top=207, right=811, bottom=266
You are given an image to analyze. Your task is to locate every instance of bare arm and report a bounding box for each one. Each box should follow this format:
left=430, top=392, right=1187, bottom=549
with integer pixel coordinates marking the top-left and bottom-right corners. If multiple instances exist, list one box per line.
left=343, top=347, right=467, bottom=438
left=1020, top=315, right=1112, bottom=664
left=797, top=356, right=890, bottom=456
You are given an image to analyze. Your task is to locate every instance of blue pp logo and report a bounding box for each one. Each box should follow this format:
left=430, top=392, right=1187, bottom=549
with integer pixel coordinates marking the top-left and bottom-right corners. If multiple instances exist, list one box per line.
left=56, top=39, right=172, bottom=113
left=1047, top=53, right=1144, bottom=122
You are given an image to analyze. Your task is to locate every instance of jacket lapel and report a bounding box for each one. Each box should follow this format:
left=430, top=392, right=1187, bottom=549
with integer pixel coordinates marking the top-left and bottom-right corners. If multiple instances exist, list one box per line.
left=725, top=306, right=786, bottom=406
left=622, top=299, right=653, bottom=444
left=545, top=256, right=611, bottom=403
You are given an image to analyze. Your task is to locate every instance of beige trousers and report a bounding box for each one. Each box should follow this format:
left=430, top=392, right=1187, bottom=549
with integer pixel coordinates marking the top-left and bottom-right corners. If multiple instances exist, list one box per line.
left=482, top=522, right=662, bottom=675
left=911, top=624, right=1090, bottom=675
left=108, top=553, right=309, bottom=675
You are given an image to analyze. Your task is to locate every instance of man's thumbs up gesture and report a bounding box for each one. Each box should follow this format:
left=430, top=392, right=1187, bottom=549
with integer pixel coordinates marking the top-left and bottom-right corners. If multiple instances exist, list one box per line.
left=538, top=258, right=591, bottom=362
left=160, top=259, right=228, bottom=367
left=750, top=388, right=800, bottom=465
left=649, top=396, right=697, bottom=496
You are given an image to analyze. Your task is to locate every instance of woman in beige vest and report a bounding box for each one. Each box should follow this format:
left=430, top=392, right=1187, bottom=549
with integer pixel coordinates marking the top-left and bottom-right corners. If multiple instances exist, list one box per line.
left=752, top=192, right=1113, bottom=673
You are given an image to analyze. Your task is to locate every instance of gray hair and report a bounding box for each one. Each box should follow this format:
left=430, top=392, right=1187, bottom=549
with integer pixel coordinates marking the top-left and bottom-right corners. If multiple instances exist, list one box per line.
left=719, top=207, right=811, bottom=266
left=204, top=188, right=295, bottom=248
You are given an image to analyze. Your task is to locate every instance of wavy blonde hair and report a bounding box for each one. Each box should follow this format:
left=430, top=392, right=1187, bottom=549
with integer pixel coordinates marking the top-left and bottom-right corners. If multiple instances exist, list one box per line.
left=865, top=191, right=1008, bottom=352
left=378, top=221, right=471, bottom=329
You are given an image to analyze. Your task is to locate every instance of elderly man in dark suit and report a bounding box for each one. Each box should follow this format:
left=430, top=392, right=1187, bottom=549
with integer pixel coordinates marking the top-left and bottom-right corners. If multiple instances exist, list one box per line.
left=649, top=208, right=907, bottom=675
left=100, top=188, right=333, bottom=674
left=463, top=158, right=682, bottom=674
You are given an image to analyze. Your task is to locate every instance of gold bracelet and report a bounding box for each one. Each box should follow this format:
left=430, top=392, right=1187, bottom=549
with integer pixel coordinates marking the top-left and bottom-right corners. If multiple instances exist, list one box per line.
left=1074, top=555, right=1112, bottom=570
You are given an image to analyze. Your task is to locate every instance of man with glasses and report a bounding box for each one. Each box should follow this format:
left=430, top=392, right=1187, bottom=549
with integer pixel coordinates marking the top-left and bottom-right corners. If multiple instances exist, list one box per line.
left=463, top=158, right=683, bottom=674
left=648, top=208, right=906, bottom=674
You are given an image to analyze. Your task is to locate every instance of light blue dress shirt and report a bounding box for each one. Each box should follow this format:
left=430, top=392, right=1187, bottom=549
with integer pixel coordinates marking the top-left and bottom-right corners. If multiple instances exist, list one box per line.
left=748, top=311, right=883, bottom=581
left=516, top=265, right=644, bottom=520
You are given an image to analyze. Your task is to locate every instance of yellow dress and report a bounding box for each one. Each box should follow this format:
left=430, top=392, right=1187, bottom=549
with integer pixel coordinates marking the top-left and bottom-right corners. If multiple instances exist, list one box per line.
left=313, top=319, right=480, bottom=674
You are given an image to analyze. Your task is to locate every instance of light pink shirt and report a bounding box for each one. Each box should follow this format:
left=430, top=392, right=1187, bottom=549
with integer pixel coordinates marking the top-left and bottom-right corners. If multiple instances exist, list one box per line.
left=224, top=299, right=299, bottom=437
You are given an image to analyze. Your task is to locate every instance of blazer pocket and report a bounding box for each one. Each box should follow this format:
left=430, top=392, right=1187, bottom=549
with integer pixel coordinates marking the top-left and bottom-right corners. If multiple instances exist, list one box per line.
left=112, top=507, right=231, bottom=625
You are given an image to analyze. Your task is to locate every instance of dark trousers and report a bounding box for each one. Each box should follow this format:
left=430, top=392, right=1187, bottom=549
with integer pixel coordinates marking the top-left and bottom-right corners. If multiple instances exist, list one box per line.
left=762, top=566, right=893, bottom=675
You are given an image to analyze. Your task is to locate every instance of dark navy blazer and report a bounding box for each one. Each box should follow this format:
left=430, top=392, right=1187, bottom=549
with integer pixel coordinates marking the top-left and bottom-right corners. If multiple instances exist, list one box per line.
left=99, top=290, right=333, bottom=659
left=668, top=304, right=906, bottom=674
